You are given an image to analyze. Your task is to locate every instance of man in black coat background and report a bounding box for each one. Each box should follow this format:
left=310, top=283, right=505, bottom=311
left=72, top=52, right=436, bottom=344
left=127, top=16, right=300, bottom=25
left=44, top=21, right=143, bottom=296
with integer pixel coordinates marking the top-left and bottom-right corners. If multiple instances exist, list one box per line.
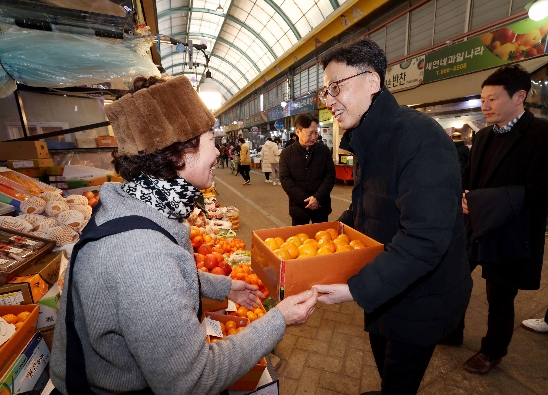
left=314, top=38, right=471, bottom=395
left=279, top=113, right=335, bottom=225
left=459, top=64, right=548, bottom=375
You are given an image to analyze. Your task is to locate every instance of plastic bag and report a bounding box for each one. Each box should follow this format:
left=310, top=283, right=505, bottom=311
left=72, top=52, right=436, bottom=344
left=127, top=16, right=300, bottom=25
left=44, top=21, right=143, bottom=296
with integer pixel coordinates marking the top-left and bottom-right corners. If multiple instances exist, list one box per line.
left=0, top=23, right=159, bottom=96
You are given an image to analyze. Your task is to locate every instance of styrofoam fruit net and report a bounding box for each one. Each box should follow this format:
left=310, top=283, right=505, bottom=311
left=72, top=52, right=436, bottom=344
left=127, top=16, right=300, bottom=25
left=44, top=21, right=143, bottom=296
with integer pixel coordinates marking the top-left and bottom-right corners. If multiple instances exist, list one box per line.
left=0, top=216, right=33, bottom=233
left=45, top=200, right=69, bottom=217
left=17, top=214, right=47, bottom=226
left=40, top=191, right=64, bottom=202
left=66, top=195, right=89, bottom=205
left=34, top=217, right=58, bottom=232
left=19, top=197, right=46, bottom=215
left=47, top=225, right=79, bottom=246
left=31, top=231, right=49, bottom=239
left=68, top=204, right=92, bottom=221
left=57, top=210, right=85, bottom=230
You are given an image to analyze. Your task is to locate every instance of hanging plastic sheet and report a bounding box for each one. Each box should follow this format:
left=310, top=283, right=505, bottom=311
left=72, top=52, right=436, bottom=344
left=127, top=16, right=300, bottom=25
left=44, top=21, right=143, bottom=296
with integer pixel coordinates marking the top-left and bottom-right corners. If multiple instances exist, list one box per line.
left=0, top=23, right=159, bottom=98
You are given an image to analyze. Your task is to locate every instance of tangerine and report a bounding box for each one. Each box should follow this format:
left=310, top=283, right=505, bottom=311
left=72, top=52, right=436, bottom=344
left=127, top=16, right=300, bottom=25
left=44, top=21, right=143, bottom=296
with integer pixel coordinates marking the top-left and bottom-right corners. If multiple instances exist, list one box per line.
left=274, top=237, right=285, bottom=248
left=297, top=253, right=314, bottom=259
left=254, top=307, right=263, bottom=315
left=336, top=244, right=354, bottom=252
left=247, top=312, right=258, bottom=321
left=315, top=230, right=331, bottom=242
left=298, top=243, right=317, bottom=256
left=349, top=239, right=366, bottom=249
left=303, top=238, right=319, bottom=248
left=225, top=320, right=237, bottom=330
left=236, top=306, right=249, bottom=317
left=326, top=228, right=338, bottom=239
left=227, top=328, right=238, bottom=335
left=14, top=322, right=24, bottom=331
left=280, top=242, right=299, bottom=259
left=286, top=236, right=302, bottom=247
left=274, top=248, right=292, bottom=260
left=236, top=327, right=245, bottom=332
left=317, top=246, right=334, bottom=255
left=333, top=238, right=349, bottom=247
left=336, top=233, right=350, bottom=243
left=264, top=238, right=279, bottom=251
left=2, top=314, right=17, bottom=325
left=317, top=239, right=336, bottom=252
left=295, top=232, right=310, bottom=242
left=16, top=311, right=30, bottom=323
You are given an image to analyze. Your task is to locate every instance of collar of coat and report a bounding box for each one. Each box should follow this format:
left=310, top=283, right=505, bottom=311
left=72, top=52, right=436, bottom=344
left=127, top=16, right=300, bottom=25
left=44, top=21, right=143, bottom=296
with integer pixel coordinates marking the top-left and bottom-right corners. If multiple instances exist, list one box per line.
left=339, top=87, right=399, bottom=155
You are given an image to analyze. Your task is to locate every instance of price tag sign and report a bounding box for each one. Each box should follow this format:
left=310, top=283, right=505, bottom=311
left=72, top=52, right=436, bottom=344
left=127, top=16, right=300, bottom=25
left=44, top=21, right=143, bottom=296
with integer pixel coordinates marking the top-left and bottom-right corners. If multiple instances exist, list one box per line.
left=204, top=317, right=224, bottom=338
left=226, top=299, right=237, bottom=312
left=0, top=318, right=15, bottom=347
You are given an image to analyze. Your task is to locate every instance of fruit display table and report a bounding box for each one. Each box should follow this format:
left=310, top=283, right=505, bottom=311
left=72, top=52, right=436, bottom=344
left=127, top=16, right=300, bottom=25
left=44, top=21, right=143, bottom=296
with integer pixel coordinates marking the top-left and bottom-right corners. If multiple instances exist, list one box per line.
left=335, top=164, right=353, bottom=183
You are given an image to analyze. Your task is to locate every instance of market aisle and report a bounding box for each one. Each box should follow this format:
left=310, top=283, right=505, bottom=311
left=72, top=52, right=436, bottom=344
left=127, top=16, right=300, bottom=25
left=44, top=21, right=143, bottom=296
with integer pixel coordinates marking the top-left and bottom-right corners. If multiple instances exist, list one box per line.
left=213, top=166, right=548, bottom=395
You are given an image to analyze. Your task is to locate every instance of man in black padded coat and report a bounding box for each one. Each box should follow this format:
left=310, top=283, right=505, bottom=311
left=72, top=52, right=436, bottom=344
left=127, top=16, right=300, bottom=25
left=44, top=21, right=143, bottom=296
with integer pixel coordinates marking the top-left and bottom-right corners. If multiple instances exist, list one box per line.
left=314, top=38, right=472, bottom=395
left=279, top=113, right=335, bottom=226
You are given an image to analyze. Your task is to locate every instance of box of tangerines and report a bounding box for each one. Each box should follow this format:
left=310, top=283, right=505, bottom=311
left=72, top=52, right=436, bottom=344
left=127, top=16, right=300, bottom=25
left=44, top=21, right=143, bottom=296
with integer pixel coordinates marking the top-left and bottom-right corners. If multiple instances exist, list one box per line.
left=203, top=312, right=268, bottom=391
left=251, top=221, right=384, bottom=301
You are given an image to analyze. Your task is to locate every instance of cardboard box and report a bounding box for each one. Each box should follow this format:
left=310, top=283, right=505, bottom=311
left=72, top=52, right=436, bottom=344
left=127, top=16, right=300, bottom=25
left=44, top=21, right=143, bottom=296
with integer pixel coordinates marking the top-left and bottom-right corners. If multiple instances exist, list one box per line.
left=9, top=274, right=49, bottom=305
left=46, top=166, right=64, bottom=176
left=75, top=137, right=98, bottom=149
left=251, top=222, right=384, bottom=301
left=36, top=283, right=59, bottom=330
left=0, top=143, right=50, bottom=161
left=13, top=167, right=49, bottom=180
left=38, top=327, right=54, bottom=353
left=48, top=176, right=66, bottom=182
left=204, top=312, right=267, bottom=391
left=0, top=332, right=50, bottom=394
left=202, top=297, right=229, bottom=313
left=7, top=159, right=54, bottom=170
left=49, top=182, right=68, bottom=190
left=228, top=356, right=279, bottom=395
left=0, top=304, right=39, bottom=377
left=11, top=251, right=63, bottom=287
left=96, top=136, right=117, bottom=147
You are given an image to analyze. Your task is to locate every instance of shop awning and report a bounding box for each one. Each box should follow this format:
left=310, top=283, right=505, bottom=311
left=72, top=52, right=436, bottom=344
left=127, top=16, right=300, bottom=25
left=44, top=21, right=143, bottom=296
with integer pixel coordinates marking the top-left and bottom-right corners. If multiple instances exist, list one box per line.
left=393, top=56, right=548, bottom=107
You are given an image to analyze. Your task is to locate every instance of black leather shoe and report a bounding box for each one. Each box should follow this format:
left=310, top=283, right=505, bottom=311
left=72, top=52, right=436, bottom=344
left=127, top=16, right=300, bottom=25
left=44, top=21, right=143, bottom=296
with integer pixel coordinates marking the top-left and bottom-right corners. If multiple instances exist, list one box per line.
left=463, top=352, right=502, bottom=374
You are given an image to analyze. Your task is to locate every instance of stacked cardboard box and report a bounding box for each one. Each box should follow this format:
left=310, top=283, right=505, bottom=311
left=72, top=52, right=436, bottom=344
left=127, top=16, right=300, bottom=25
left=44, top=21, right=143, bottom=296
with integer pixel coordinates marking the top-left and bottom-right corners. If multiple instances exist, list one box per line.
left=0, top=142, right=52, bottom=184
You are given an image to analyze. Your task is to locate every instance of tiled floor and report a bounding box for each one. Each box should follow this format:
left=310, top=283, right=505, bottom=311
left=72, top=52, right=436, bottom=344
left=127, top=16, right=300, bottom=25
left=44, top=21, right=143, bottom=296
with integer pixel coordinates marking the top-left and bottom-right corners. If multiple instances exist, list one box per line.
left=213, top=166, right=548, bottom=395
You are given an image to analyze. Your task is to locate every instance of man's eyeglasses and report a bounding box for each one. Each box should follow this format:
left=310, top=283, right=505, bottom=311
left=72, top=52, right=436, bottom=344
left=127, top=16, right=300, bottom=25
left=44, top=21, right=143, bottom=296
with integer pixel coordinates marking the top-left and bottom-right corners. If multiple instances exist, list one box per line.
left=300, top=130, right=318, bottom=137
left=319, top=70, right=371, bottom=104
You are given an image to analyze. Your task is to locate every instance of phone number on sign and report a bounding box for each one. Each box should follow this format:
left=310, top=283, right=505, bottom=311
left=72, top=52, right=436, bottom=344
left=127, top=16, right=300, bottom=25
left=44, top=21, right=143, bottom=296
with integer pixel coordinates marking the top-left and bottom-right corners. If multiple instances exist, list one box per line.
left=435, top=63, right=467, bottom=75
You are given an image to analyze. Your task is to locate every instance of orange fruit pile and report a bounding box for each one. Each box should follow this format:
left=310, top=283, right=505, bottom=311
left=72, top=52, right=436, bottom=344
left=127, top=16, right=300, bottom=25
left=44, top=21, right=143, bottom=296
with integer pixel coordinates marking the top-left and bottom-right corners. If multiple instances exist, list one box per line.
left=2, top=311, right=31, bottom=330
left=209, top=319, right=246, bottom=343
left=191, top=226, right=246, bottom=256
left=265, top=229, right=367, bottom=259
left=230, top=263, right=270, bottom=299
left=227, top=302, right=266, bottom=322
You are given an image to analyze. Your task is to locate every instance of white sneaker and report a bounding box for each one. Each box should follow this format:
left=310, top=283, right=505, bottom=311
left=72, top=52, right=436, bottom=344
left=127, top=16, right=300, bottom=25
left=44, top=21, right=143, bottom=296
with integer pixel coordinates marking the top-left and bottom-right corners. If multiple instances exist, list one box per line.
left=265, top=180, right=270, bottom=183
left=521, top=318, right=548, bottom=332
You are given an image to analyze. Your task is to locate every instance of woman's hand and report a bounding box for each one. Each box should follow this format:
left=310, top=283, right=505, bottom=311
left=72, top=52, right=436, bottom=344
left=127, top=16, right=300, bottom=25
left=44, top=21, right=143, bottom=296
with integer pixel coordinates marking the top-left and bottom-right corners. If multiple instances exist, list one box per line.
left=314, top=284, right=354, bottom=304
left=275, top=288, right=318, bottom=325
left=228, top=280, right=265, bottom=310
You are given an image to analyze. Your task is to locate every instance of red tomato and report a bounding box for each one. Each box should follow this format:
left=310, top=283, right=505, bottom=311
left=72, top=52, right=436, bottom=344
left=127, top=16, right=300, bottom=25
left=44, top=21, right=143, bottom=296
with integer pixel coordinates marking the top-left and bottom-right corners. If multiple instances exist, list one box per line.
left=218, top=261, right=232, bottom=276
left=198, top=266, right=209, bottom=273
left=204, top=254, right=219, bottom=270
left=196, top=261, right=206, bottom=270
left=211, top=267, right=225, bottom=275
left=194, top=253, right=205, bottom=264
left=198, top=243, right=212, bottom=255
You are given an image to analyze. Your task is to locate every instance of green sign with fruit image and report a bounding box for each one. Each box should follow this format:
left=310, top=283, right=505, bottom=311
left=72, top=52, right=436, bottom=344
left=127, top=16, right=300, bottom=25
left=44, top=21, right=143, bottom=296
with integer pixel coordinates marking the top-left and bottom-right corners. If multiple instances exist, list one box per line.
left=423, top=17, right=548, bottom=83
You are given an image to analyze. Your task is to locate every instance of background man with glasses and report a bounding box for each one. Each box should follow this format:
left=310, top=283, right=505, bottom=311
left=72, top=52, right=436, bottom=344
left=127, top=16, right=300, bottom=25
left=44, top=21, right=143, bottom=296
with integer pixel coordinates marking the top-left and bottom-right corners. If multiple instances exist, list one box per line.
left=279, top=113, right=335, bottom=225
left=313, top=38, right=472, bottom=395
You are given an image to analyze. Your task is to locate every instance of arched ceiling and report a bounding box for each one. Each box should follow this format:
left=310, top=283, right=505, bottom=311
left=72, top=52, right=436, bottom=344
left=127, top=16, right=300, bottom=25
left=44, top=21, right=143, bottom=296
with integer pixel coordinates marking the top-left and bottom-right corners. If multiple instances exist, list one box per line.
left=155, top=0, right=350, bottom=105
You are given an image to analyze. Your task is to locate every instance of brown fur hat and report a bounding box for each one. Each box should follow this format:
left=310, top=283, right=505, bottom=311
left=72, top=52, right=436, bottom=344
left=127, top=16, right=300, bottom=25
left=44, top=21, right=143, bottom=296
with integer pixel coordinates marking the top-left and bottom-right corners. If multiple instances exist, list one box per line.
left=105, top=76, right=216, bottom=156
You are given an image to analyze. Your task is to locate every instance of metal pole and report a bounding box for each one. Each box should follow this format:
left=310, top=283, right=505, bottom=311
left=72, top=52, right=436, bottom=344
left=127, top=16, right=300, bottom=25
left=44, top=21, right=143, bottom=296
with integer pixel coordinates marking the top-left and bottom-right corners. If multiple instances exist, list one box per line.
left=14, top=89, right=29, bottom=138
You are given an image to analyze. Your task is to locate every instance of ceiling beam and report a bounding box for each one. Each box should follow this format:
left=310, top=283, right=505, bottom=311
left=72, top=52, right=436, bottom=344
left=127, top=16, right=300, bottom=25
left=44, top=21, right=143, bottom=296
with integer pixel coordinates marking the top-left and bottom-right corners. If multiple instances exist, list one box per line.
left=157, top=8, right=277, bottom=59
left=170, top=32, right=260, bottom=73
left=164, top=58, right=249, bottom=84
left=139, top=0, right=161, bottom=65
left=263, top=0, right=301, bottom=40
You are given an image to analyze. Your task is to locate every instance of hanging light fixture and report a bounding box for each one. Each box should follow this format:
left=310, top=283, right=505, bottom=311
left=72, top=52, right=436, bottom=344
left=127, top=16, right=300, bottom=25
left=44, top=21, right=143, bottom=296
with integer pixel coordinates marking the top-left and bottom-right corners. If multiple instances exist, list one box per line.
left=216, top=1, right=224, bottom=13
left=199, top=70, right=222, bottom=110
left=528, top=0, right=548, bottom=21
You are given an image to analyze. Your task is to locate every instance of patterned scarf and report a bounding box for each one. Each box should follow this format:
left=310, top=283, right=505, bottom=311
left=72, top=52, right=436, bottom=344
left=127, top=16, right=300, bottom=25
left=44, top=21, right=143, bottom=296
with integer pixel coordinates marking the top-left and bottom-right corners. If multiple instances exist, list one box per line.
left=121, top=173, right=202, bottom=220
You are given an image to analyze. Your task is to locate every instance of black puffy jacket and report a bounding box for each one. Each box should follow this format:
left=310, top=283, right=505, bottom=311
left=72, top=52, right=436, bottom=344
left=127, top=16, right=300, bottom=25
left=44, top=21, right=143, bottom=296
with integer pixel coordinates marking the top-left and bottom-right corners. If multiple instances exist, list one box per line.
left=279, top=141, right=335, bottom=222
left=342, top=88, right=472, bottom=347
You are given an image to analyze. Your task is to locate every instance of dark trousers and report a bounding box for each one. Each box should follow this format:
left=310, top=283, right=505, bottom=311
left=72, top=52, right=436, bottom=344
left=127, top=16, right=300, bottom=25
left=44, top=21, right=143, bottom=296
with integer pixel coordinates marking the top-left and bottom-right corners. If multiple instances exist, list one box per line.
left=291, top=211, right=329, bottom=226
left=369, top=333, right=435, bottom=395
left=264, top=172, right=270, bottom=180
left=480, top=280, right=519, bottom=359
left=240, top=164, right=250, bottom=181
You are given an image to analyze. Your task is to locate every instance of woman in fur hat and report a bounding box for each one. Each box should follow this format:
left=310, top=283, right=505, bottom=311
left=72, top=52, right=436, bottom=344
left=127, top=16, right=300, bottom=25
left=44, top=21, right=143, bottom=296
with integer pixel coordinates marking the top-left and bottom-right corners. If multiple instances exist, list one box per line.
left=50, top=76, right=317, bottom=395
